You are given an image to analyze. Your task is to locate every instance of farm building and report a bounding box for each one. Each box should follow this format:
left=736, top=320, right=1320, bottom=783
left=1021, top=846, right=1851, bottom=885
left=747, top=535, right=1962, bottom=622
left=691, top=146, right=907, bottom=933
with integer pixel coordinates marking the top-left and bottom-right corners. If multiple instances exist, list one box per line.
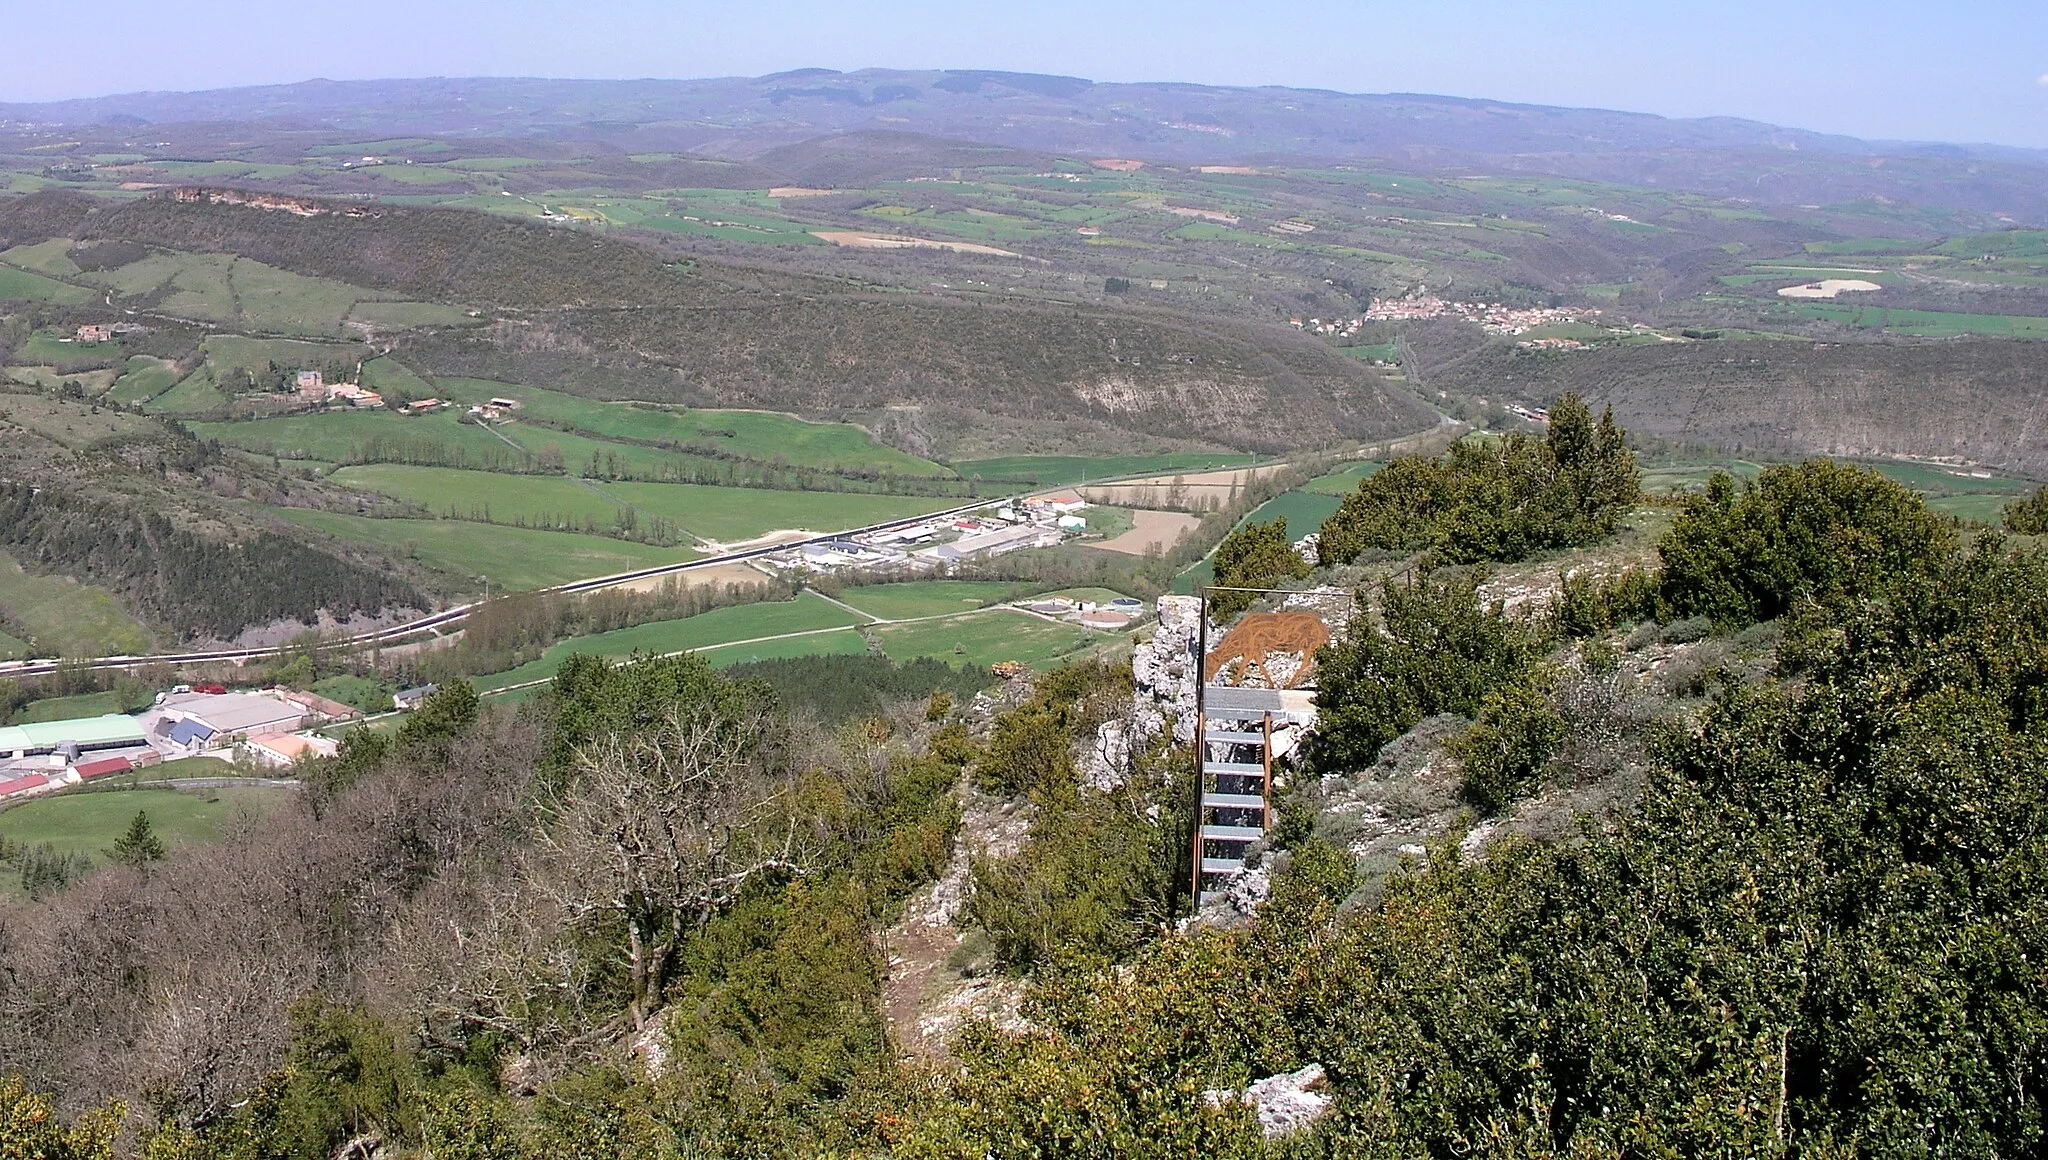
left=394, top=685, right=438, bottom=711
left=75, top=325, right=112, bottom=344
left=154, top=692, right=310, bottom=748
left=245, top=732, right=338, bottom=769
left=917, top=524, right=1064, bottom=565
left=0, top=773, right=50, bottom=799
left=73, top=755, right=133, bottom=780
left=0, top=715, right=149, bottom=762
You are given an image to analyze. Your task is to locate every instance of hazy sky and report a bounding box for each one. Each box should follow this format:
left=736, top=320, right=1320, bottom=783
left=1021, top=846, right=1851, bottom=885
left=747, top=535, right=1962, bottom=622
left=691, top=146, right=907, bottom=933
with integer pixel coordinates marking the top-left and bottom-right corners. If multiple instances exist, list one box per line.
left=7, top=0, right=2046, bottom=147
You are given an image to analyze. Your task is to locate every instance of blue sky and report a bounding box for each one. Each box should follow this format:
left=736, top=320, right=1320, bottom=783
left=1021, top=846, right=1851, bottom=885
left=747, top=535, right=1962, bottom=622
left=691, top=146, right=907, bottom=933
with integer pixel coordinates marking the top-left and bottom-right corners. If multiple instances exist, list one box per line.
left=7, top=0, right=2046, bottom=147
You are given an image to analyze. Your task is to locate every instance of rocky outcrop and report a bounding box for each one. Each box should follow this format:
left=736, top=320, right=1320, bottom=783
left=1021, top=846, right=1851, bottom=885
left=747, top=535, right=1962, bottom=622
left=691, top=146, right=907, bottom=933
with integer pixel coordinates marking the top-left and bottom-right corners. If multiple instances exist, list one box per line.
left=1205, top=1063, right=1334, bottom=1140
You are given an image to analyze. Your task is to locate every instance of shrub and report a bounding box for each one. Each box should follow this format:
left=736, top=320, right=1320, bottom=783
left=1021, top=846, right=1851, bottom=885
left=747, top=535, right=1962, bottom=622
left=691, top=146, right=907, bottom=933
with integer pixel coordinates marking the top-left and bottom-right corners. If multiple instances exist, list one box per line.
left=1656, top=460, right=1952, bottom=629
left=1452, top=679, right=1566, bottom=813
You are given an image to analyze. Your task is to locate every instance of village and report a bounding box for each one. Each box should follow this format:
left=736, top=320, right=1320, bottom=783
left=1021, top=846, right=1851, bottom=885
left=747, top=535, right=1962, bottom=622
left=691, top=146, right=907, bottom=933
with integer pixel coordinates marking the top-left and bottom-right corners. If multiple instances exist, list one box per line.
left=1287, top=291, right=1602, bottom=336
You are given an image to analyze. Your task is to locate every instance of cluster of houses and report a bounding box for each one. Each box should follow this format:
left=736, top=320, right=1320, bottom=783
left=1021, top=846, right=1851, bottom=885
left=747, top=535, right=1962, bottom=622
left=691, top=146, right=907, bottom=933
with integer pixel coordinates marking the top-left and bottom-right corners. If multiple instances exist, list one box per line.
left=70, top=323, right=148, bottom=344
left=1321, top=291, right=1600, bottom=336
left=0, top=686, right=359, bottom=803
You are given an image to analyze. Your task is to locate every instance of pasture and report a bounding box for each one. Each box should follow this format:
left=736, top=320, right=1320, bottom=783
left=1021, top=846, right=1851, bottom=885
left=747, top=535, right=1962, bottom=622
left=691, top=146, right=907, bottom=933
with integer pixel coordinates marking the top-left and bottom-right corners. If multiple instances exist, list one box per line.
left=474, top=593, right=865, bottom=689
left=0, top=787, right=287, bottom=861
left=329, top=465, right=636, bottom=530
left=194, top=410, right=527, bottom=468
left=869, top=609, right=1094, bottom=670
left=835, top=580, right=1024, bottom=620
left=271, top=510, right=694, bottom=592
left=596, top=481, right=958, bottom=544
left=1780, top=302, right=2048, bottom=339
left=108, top=357, right=180, bottom=406
left=0, top=238, right=82, bottom=276
left=0, top=552, right=152, bottom=657
left=0, top=266, right=91, bottom=303
left=431, top=379, right=950, bottom=476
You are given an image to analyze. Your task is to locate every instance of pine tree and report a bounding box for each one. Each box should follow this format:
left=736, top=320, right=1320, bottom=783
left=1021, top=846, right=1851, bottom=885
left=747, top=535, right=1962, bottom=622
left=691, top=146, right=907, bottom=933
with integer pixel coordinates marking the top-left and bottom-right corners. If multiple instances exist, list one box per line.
left=109, top=810, right=166, bottom=869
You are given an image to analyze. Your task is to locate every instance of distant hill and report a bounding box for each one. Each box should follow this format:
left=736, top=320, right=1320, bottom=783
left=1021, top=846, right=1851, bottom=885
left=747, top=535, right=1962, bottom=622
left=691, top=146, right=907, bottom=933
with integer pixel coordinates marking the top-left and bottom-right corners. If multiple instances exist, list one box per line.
left=7, top=71, right=2046, bottom=222
left=0, top=189, right=1435, bottom=453
left=1435, top=339, right=2048, bottom=476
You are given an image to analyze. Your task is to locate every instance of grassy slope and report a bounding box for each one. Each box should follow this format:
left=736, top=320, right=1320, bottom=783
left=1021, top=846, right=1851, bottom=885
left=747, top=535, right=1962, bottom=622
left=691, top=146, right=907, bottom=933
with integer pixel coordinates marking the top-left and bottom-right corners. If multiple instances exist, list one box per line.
left=0, top=553, right=151, bottom=656
left=271, top=509, right=695, bottom=591
left=835, top=580, right=1024, bottom=620
left=869, top=609, right=1094, bottom=669
left=597, top=481, right=958, bottom=542
left=432, top=378, right=950, bottom=476
left=0, top=787, right=286, bottom=859
left=474, top=592, right=866, bottom=690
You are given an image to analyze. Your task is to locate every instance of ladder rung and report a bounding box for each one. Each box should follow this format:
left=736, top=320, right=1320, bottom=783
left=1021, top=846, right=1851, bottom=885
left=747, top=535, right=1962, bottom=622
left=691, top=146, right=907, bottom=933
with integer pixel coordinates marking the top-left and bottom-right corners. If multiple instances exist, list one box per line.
left=1201, top=857, right=1245, bottom=874
left=1202, top=824, right=1265, bottom=842
left=1202, top=792, right=1267, bottom=810
left=1205, top=730, right=1266, bottom=745
left=1203, top=761, right=1266, bottom=776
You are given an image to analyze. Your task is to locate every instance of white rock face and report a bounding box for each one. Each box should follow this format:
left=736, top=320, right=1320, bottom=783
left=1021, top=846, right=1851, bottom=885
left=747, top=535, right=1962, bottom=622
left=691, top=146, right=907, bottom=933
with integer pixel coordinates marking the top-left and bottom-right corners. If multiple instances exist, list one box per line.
left=1205, top=1063, right=1334, bottom=1140
left=1129, top=595, right=1208, bottom=748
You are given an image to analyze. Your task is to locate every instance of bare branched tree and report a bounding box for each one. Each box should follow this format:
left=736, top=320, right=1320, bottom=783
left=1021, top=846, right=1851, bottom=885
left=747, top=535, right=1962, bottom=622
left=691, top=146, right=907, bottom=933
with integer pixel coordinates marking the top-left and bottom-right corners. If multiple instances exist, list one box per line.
left=529, top=702, right=817, bottom=1031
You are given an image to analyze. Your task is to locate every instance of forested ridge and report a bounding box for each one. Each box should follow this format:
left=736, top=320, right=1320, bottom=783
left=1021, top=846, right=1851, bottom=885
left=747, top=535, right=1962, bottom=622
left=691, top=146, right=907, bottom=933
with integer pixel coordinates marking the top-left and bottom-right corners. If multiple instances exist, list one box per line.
left=7, top=442, right=2048, bottom=1155
left=0, top=481, right=421, bottom=640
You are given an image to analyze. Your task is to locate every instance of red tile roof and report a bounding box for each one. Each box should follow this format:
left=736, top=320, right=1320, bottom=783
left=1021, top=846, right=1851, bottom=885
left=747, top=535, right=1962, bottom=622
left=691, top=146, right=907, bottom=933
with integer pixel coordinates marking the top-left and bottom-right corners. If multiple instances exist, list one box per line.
left=74, top=756, right=133, bottom=779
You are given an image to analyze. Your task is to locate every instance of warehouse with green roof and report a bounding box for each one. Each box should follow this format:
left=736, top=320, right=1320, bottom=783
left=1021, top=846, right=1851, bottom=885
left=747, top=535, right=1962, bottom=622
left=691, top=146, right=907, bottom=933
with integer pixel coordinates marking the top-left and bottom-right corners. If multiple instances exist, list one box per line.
left=0, top=715, right=149, bottom=761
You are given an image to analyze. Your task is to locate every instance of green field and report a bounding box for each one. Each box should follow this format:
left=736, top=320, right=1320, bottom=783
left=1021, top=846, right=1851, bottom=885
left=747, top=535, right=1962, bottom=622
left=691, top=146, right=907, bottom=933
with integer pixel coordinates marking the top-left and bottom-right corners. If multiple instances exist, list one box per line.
left=359, top=357, right=434, bottom=397
left=475, top=593, right=866, bottom=690
left=9, top=690, right=142, bottom=724
left=142, top=369, right=228, bottom=415
left=0, top=553, right=151, bottom=657
left=1638, top=459, right=1769, bottom=494
left=1300, top=460, right=1385, bottom=495
left=0, top=786, right=287, bottom=861
left=1781, top=303, right=2048, bottom=339
left=345, top=300, right=477, bottom=329
left=869, top=609, right=1094, bottom=669
left=202, top=334, right=368, bottom=374
left=194, top=410, right=527, bottom=467
left=432, top=379, right=950, bottom=476
left=0, top=238, right=82, bottom=276
left=597, top=481, right=959, bottom=543
left=1928, top=494, right=2015, bottom=524
left=108, top=357, right=180, bottom=406
left=311, top=674, right=397, bottom=714
left=1238, top=490, right=1344, bottom=538
left=330, top=465, right=635, bottom=528
left=835, top=580, right=1025, bottom=621
left=0, top=266, right=91, bottom=303
left=951, top=451, right=1259, bottom=486
left=271, top=508, right=695, bottom=591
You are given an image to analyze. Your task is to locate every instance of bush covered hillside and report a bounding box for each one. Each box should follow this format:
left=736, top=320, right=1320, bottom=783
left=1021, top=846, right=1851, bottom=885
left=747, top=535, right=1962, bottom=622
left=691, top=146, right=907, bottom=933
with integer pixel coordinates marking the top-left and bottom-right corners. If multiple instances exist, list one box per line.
left=5, top=415, right=2048, bottom=1156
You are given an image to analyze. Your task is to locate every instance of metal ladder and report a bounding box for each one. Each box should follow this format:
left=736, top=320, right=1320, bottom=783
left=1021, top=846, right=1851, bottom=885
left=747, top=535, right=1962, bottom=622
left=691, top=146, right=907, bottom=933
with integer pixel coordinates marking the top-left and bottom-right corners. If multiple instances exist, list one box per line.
left=1192, top=685, right=1292, bottom=907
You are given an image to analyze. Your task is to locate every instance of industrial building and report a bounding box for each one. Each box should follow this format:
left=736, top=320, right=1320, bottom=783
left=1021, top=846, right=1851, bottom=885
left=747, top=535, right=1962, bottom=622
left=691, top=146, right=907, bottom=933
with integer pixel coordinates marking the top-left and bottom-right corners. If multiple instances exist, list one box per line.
left=0, top=715, right=150, bottom=763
